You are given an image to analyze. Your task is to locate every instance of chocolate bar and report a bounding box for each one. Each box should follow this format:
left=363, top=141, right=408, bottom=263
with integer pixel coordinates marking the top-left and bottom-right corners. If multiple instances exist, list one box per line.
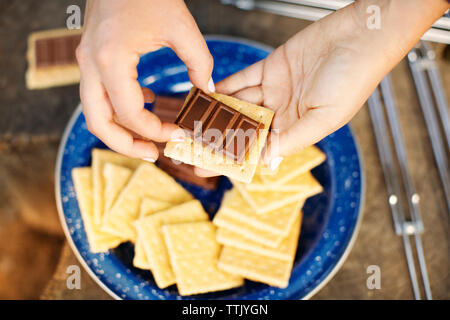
left=35, top=34, right=81, bottom=68
left=26, top=28, right=82, bottom=89
left=151, top=95, right=219, bottom=189
left=152, top=96, right=184, bottom=122
left=175, top=89, right=264, bottom=163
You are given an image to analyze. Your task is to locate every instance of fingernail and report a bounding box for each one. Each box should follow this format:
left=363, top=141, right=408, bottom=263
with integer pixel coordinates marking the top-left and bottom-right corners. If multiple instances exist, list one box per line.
left=208, top=78, right=215, bottom=93
left=270, top=156, right=283, bottom=171
left=170, top=129, right=186, bottom=142
left=142, top=157, right=156, bottom=163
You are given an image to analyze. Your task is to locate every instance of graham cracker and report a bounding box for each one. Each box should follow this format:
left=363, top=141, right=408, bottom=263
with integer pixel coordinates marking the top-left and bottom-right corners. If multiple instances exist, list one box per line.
left=72, top=167, right=122, bottom=252
left=26, top=28, right=82, bottom=89
left=218, top=244, right=298, bottom=288
left=233, top=172, right=323, bottom=214
left=164, top=88, right=274, bottom=184
left=259, top=145, right=326, bottom=185
left=92, top=148, right=144, bottom=226
left=162, top=221, right=243, bottom=296
left=217, top=188, right=303, bottom=237
left=216, top=213, right=302, bottom=261
left=136, top=200, right=209, bottom=289
left=103, top=163, right=132, bottom=214
left=132, top=197, right=172, bottom=270
left=101, top=163, right=193, bottom=241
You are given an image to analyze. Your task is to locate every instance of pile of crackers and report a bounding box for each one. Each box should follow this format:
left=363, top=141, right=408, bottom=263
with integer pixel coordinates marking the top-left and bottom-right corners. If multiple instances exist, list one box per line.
left=72, top=146, right=325, bottom=296
left=213, top=145, right=326, bottom=288
left=72, top=149, right=242, bottom=295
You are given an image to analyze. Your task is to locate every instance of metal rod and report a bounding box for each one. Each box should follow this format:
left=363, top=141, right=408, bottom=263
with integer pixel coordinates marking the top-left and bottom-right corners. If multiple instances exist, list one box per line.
left=379, top=76, right=432, bottom=300
left=408, top=47, right=450, bottom=213
left=367, top=88, right=422, bottom=300
left=419, top=42, right=450, bottom=150
left=221, top=0, right=450, bottom=44
left=379, top=76, right=424, bottom=233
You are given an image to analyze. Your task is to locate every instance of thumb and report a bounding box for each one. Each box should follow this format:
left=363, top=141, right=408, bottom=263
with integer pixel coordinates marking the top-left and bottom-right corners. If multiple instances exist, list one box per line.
left=263, top=108, right=341, bottom=168
left=168, top=20, right=214, bottom=93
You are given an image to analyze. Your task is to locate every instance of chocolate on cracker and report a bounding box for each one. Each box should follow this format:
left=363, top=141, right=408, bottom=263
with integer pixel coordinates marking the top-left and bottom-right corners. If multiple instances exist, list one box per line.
left=175, top=89, right=264, bottom=163
left=152, top=95, right=219, bottom=190
left=164, top=88, right=274, bottom=184
left=26, top=28, right=82, bottom=89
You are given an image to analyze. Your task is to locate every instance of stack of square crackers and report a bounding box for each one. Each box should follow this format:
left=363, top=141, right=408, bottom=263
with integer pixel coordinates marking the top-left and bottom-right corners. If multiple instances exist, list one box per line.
left=72, top=149, right=243, bottom=296
left=213, top=145, right=326, bottom=288
left=71, top=145, right=325, bottom=295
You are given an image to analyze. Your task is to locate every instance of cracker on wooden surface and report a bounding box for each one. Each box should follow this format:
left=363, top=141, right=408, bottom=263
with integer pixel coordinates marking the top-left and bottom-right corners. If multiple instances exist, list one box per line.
left=26, top=28, right=83, bottom=89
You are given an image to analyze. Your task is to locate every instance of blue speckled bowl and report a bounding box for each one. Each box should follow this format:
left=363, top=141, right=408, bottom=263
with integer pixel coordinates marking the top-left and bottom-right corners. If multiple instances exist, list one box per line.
left=55, top=36, right=364, bottom=300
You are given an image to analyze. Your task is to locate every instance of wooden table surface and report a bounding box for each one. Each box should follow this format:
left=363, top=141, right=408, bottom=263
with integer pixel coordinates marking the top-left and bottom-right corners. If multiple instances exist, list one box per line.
left=1, top=0, right=448, bottom=300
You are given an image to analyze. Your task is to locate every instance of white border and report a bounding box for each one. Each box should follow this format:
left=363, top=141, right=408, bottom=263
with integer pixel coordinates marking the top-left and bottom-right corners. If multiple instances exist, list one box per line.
left=55, top=35, right=365, bottom=300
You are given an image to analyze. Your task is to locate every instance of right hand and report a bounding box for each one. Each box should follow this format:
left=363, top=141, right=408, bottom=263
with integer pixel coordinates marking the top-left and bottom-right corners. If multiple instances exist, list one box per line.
left=77, top=0, right=215, bottom=161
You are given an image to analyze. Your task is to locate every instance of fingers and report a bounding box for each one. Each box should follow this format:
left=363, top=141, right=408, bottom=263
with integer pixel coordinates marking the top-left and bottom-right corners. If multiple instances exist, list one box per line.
left=232, top=86, right=264, bottom=105
left=216, top=60, right=264, bottom=95
left=79, top=67, right=159, bottom=160
left=263, top=107, right=341, bottom=164
left=98, top=52, right=184, bottom=143
left=194, top=167, right=220, bottom=177
left=168, top=18, right=214, bottom=93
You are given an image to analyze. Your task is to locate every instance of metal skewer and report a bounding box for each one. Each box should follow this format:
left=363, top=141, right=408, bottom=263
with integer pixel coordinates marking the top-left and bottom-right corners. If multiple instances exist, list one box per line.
left=379, top=76, right=432, bottom=300
left=222, top=0, right=450, bottom=44
left=408, top=43, right=450, bottom=213
left=419, top=43, right=450, bottom=149
left=367, top=87, right=424, bottom=300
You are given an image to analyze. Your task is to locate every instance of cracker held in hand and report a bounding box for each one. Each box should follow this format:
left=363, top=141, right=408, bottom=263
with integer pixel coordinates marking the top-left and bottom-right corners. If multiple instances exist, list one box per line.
left=102, top=163, right=193, bottom=241
left=136, top=200, right=209, bottom=289
left=163, top=221, right=243, bottom=296
left=133, top=197, right=172, bottom=270
left=72, top=168, right=121, bottom=252
left=164, top=88, right=274, bottom=184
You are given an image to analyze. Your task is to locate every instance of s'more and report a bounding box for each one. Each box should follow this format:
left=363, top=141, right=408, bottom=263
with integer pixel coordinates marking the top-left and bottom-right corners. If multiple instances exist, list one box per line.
left=26, top=28, right=82, bottom=89
left=164, top=88, right=274, bottom=184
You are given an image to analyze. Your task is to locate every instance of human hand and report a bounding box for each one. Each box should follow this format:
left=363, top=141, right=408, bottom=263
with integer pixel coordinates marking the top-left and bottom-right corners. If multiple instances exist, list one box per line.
left=77, top=0, right=214, bottom=161
left=213, top=0, right=448, bottom=170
